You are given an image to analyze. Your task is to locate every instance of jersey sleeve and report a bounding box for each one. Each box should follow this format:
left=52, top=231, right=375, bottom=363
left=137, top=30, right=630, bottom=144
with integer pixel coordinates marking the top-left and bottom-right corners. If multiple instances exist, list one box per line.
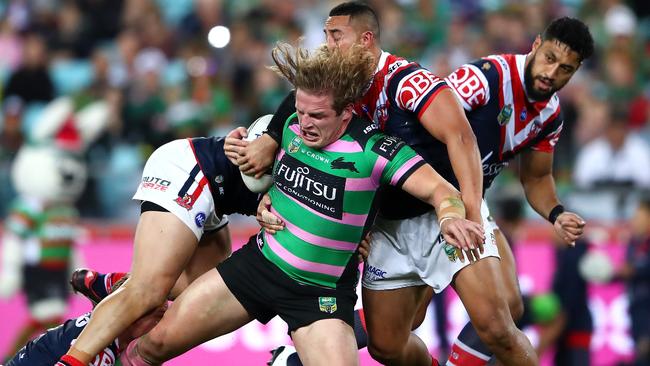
left=265, top=90, right=296, bottom=144
left=531, top=112, right=563, bottom=153
left=369, top=134, right=425, bottom=188
left=445, top=59, right=497, bottom=111
left=387, top=64, right=450, bottom=119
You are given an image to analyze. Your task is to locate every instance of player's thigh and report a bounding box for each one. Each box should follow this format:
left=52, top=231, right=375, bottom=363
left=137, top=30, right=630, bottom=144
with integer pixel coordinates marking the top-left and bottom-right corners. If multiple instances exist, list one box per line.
left=494, top=229, right=522, bottom=312
left=292, top=318, right=359, bottom=366
left=172, top=225, right=232, bottom=298
left=362, top=285, right=429, bottom=347
left=452, top=257, right=511, bottom=327
left=129, top=211, right=199, bottom=292
left=141, top=268, right=253, bottom=360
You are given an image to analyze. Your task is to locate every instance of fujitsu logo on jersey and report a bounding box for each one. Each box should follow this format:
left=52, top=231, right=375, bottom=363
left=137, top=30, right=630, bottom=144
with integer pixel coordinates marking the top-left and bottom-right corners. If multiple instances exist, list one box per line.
left=277, top=164, right=337, bottom=200
left=275, top=155, right=345, bottom=219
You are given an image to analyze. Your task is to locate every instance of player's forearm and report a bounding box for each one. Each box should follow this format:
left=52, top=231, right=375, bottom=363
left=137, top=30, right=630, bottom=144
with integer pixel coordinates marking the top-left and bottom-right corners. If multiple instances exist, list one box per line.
left=251, top=134, right=279, bottom=171
left=446, top=133, right=483, bottom=221
left=432, top=188, right=465, bottom=220
left=521, top=173, right=561, bottom=220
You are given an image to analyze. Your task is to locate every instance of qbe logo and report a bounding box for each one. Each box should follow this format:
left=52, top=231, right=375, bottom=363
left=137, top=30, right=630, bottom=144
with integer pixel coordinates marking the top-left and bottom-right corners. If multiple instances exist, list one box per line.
left=397, top=69, right=442, bottom=111
left=446, top=65, right=488, bottom=108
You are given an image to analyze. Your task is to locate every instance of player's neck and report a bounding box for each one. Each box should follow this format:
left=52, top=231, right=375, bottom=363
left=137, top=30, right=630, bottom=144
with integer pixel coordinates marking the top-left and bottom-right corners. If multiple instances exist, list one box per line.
left=370, top=47, right=382, bottom=68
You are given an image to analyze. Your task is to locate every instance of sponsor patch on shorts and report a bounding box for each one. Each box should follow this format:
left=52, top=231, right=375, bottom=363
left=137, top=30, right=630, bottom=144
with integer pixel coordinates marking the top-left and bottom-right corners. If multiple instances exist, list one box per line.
left=195, top=212, right=206, bottom=227
left=318, top=297, right=337, bottom=314
left=364, top=264, right=387, bottom=281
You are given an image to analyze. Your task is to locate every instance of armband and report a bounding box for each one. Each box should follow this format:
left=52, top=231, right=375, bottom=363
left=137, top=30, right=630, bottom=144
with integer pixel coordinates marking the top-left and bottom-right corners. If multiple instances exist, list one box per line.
left=548, top=204, right=565, bottom=224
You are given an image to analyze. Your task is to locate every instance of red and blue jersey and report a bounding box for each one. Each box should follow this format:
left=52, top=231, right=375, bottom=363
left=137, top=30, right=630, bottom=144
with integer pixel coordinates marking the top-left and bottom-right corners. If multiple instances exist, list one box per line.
left=445, top=53, right=563, bottom=190
left=6, top=313, right=119, bottom=366
left=354, top=51, right=453, bottom=219
left=188, top=137, right=261, bottom=217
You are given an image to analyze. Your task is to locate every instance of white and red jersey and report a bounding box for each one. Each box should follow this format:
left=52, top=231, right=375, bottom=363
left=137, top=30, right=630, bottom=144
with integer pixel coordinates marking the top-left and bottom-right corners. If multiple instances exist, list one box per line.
left=445, top=53, right=563, bottom=189
left=354, top=51, right=454, bottom=219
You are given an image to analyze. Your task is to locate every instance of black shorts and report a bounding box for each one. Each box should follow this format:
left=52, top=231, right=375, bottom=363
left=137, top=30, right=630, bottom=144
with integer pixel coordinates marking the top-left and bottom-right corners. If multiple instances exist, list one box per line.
left=217, top=234, right=357, bottom=333
left=23, top=265, right=69, bottom=305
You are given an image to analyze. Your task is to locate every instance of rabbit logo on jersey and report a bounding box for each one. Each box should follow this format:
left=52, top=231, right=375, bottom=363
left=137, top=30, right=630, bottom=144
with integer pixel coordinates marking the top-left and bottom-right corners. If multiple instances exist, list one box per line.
left=275, top=155, right=345, bottom=219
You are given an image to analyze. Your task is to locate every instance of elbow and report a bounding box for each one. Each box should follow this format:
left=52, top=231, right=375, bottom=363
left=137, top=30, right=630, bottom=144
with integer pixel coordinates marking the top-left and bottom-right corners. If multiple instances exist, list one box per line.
left=457, top=128, right=478, bottom=149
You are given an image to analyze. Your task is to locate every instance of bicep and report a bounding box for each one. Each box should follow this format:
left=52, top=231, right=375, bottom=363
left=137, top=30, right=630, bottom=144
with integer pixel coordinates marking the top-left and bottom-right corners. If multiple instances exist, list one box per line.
left=418, top=88, right=474, bottom=144
left=520, top=149, right=554, bottom=180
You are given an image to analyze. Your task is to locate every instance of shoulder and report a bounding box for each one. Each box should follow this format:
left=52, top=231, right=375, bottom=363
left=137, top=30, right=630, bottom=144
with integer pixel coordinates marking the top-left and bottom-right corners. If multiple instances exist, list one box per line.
left=346, top=116, right=381, bottom=147
left=346, top=116, right=409, bottom=161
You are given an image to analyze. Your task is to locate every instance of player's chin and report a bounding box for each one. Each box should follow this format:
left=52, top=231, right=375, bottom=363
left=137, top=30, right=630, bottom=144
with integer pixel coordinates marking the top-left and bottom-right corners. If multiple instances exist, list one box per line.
left=533, top=87, right=555, bottom=100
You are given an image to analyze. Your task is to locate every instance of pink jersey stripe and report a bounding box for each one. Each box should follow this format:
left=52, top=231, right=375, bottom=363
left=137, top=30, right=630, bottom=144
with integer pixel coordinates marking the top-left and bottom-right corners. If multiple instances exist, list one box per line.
left=345, top=176, right=377, bottom=191
left=276, top=147, right=285, bottom=162
left=390, top=156, right=423, bottom=186
left=371, top=156, right=388, bottom=186
left=275, top=187, right=369, bottom=226
left=322, top=139, right=363, bottom=153
left=271, top=207, right=358, bottom=251
left=289, top=124, right=300, bottom=135
left=264, top=231, right=345, bottom=277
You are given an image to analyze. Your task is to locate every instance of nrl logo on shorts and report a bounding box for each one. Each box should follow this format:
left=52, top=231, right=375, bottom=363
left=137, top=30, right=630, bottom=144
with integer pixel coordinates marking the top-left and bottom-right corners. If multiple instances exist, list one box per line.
left=288, top=136, right=302, bottom=154
left=444, top=243, right=461, bottom=262
left=497, top=104, right=513, bottom=126
left=318, top=297, right=337, bottom=314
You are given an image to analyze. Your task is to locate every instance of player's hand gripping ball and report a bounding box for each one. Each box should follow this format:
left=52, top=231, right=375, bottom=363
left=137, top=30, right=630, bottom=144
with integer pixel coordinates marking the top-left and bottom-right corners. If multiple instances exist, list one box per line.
left=240, top=114, right=274, bottom=193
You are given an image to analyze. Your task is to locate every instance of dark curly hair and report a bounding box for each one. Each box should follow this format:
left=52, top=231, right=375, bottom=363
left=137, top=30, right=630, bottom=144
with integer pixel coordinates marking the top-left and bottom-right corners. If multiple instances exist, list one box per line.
left=542, top=17, right=594, bottom=62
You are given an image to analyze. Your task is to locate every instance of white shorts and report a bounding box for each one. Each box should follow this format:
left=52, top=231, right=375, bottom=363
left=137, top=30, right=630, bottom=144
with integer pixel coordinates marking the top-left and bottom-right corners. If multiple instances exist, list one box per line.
left=133, top=139, right=228, bottom=240
left=362, top=200, right=499, bottom=293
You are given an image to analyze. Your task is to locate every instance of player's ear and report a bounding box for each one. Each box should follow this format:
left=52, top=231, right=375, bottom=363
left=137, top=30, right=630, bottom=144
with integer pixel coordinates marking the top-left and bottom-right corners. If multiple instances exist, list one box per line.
left=360, top=31, right=374, bottom=47
left=341, top=104, right=354, bottom=124
left=531, top=35, right=542, bottom=52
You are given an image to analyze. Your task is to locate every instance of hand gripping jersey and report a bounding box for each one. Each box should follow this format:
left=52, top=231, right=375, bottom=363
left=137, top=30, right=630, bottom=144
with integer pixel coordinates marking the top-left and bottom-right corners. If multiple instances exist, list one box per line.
left=445, top=53, right=563, bottom=190
left=262, top=113, right=425, bottom=289
left=6, top=313, right=119, bottom=366
left=354, top=51, right=454, bottom=220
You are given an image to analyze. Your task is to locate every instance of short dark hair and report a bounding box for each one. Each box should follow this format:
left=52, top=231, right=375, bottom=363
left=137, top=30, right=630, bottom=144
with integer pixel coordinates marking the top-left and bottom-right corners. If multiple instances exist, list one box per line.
left=329, top=1, right=380, bottom=40
left=542, top=17, right=594, bottom=62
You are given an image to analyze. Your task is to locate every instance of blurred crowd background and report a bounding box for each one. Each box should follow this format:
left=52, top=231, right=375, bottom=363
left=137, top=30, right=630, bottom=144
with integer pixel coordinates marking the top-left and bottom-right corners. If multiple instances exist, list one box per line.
left=0, top=0, right=649, bottom=220
left=1, top=0, right=650, bottom=364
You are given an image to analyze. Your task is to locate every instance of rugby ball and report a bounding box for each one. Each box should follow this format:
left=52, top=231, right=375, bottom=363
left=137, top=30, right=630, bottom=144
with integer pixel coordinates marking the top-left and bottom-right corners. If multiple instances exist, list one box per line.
left=240, top=114, right=274, bottom=193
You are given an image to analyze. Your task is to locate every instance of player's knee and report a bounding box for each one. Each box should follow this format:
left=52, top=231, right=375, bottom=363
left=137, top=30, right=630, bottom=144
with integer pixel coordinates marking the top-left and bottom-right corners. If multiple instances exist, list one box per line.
left=367, top=336, right=405, bottom=363
left=122, top=281, right=169, bottom=311
left=477, top=321, right=516, bottom=351
left=137, top=332, right=171, bottom=363
left=471, top=310, right=516, bottom=350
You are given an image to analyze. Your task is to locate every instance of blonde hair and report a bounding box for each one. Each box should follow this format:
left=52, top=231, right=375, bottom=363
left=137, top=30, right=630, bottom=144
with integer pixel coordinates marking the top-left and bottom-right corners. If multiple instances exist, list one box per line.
left=270, top=43, right=374, bottom=114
